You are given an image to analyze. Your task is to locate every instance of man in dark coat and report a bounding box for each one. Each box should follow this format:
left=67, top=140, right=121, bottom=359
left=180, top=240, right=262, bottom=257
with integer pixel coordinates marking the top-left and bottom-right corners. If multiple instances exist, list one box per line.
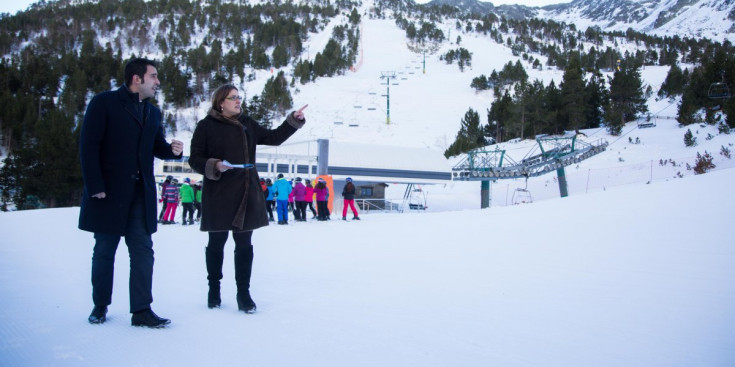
left=79, top=58, right=183, bottom=328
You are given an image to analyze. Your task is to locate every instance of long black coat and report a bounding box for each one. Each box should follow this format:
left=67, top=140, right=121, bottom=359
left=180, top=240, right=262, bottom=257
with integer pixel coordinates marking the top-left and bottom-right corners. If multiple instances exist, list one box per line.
left=188, top=110, right=304, bottom=232
left=78, top=87, right=181, bottom=235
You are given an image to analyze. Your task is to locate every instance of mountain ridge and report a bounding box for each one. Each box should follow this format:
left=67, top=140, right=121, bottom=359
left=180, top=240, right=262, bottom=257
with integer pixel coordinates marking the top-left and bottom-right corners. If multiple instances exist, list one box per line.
left=423, top=0, right=734, bottom=40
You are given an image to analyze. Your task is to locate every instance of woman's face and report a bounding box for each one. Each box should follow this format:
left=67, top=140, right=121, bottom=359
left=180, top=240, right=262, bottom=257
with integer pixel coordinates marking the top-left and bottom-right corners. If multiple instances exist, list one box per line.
left=221, top=89, right=242, bottom=117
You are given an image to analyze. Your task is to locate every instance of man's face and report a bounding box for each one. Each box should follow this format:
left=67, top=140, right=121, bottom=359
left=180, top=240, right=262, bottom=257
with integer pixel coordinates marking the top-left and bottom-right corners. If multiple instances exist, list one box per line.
left=136, top=65, right=160, bottom=100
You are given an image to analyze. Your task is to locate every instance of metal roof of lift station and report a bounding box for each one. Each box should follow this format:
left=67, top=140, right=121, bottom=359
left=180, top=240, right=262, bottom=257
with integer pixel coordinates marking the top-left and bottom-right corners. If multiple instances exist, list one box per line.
left=256, top=139, right=452, bottom=184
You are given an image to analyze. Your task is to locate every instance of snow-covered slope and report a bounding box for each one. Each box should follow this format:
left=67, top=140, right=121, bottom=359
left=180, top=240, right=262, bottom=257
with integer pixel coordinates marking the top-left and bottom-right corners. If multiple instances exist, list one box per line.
left=0, top=147, right=733, bottom=366
left=1, top=3, right=735, bottom=365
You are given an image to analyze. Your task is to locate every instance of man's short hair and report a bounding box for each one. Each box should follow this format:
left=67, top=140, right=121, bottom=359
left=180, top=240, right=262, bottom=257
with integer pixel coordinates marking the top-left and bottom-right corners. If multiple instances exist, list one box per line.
left=124, top=58, right=157, bottom=87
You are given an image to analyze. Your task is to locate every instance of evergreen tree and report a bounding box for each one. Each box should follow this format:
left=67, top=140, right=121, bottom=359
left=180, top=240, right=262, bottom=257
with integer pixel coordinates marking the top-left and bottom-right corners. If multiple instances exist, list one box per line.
left=560, top=55, right=586, bottom=132
left=0, top=109, right=81, bottom=208
left=684, top=128, right=697, bottom=147
left=293, top=59, right=313, bottom=84
left=261, top=71, right=293, bottom=118
left=444, top=108, right=485, bottom=157
left=272, top=44, right=289, bottom=69
left=511, top=81, right=531, bottom=140
left=603, top=63, right=647, bottom=135
left=544, top=80, right=563, bottom=135
left=486, top=90, right=514, bottom=142
left=470, top=74, right=489, bottom=91
left=658, top=63, right=687, bottom=98
left=246, top=95, right=273, bottom=128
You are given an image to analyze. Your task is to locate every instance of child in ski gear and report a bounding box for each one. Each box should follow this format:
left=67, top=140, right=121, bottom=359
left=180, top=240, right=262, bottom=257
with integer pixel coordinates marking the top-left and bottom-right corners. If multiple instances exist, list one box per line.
left=304, top=179, right=317, bottom=218
left=273, top=173, right=293, bottom=224
left=265, top=178, right=275, bottom=222
left=293, top=177, right=307, bottom=221
left=163, top=179, right=180, bottom=223
left=342, top=177, right=359, bottom=220
left=179, top=177, right=195, bottom=225
left=314, top=178, right=330, bottom=221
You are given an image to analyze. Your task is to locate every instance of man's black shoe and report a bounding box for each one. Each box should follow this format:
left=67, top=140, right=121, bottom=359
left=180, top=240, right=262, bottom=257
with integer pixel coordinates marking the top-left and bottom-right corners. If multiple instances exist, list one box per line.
left=88, top=305, right=107, bottom=324
left=131, top=309, right=171, bottom=328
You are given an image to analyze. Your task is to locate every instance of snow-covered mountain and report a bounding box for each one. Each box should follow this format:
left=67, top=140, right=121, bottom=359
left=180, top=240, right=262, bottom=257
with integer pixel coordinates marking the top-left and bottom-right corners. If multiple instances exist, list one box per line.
left=540, top=0, right=735, bottom=41
left=424, top=0, right=735, bottom=41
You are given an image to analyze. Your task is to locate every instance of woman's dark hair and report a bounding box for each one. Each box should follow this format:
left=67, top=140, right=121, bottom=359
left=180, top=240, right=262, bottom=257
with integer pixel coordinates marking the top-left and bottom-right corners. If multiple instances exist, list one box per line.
left=124, top=58, right=156, bottom=87
left=316, top=181, right=326, bottom=189
left=211, top=84, right=238, bottom=113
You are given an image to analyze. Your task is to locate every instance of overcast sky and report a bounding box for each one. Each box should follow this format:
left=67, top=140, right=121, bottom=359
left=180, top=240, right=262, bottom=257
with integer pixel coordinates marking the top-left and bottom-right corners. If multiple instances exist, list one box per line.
left=1, top=0, right=37, bottom=15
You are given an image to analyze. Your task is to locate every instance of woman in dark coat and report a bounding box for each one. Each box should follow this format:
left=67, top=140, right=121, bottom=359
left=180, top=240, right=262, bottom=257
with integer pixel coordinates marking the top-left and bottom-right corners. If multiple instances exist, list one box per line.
left=188, top=84, right=306, bottom=312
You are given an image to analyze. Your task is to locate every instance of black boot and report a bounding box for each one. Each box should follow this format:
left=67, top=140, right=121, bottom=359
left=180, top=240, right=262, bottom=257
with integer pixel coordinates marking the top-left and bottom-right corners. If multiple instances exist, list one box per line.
left=237, top=291, right=257, bottom=314
left=208, top=284, right=221, bottom=309
left=205, top=246, right=224, bottom=309
left=235, top=241, right=256, bottom=313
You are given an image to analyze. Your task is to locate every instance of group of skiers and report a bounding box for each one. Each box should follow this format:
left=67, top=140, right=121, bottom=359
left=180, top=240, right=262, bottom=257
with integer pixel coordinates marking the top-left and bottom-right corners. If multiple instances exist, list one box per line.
left=157, top=175, right=201, bottom=225
left=158, top=174, right=361, bottom=226
left=259, top=174, right=359, bottom=224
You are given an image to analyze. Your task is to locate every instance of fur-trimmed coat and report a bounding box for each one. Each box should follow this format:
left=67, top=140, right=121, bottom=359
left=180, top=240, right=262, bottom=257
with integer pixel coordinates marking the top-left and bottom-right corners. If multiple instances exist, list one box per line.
left=188, top=110, right=304, bottom=232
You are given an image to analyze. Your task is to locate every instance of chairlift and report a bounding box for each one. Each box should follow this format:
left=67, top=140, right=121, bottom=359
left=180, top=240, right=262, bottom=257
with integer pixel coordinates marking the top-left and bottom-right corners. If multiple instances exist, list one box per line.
left=637, top=120, right=656, bottom=128
left=512, top=188, right=533, bottom=205
left=512, top=179, right=533, bottom=205
left=708, top=74, right=731, bottom=99
left=708, top=82, right=731, bottom=99
left=407, top=185, right=428, bottom=210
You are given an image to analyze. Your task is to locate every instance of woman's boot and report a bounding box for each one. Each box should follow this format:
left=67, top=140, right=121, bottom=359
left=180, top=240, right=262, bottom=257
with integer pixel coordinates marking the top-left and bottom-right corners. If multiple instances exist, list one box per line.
left=205, top=247, right=224, bottom=308
left=208, top=283, right=221, bottom=309
left=234, top=242, right=256, bottom=313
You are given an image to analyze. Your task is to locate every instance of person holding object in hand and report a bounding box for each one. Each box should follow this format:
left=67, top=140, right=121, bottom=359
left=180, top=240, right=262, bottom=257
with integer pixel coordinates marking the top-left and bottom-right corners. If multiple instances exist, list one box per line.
left=79, top=58, right=183, bottom=328
left=188, top=84, right=306, bottom=313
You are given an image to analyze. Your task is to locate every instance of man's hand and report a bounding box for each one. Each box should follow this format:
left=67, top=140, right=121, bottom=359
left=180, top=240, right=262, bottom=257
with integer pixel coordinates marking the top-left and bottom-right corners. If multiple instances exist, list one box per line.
left=171, top=139, right=183, bottom=156
left=92, top=192, right=106, bottom=199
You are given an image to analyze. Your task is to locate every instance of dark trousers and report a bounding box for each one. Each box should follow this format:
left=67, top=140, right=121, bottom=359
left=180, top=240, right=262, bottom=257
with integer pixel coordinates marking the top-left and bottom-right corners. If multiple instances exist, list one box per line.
left=317, top=200, right=329, bottom=220
left=265, top=200, right=274, bottom=221
left=295, top=201, right=307, bottom=221
left=182, top=202, right=194, bottom=223
left=92, top=184, right=154, bottom=313
left=206, top=231, right=254, bottom=294
left=194, top=201, right=201, bottom=220
left=158, top=200, right=167, bottom=221
left=306, top=201, right=317, bottom=217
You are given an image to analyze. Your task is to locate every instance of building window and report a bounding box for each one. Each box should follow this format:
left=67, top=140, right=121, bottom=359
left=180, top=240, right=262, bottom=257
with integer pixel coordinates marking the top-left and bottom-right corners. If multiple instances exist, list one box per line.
left=360, top=187, right=373, bottom=197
